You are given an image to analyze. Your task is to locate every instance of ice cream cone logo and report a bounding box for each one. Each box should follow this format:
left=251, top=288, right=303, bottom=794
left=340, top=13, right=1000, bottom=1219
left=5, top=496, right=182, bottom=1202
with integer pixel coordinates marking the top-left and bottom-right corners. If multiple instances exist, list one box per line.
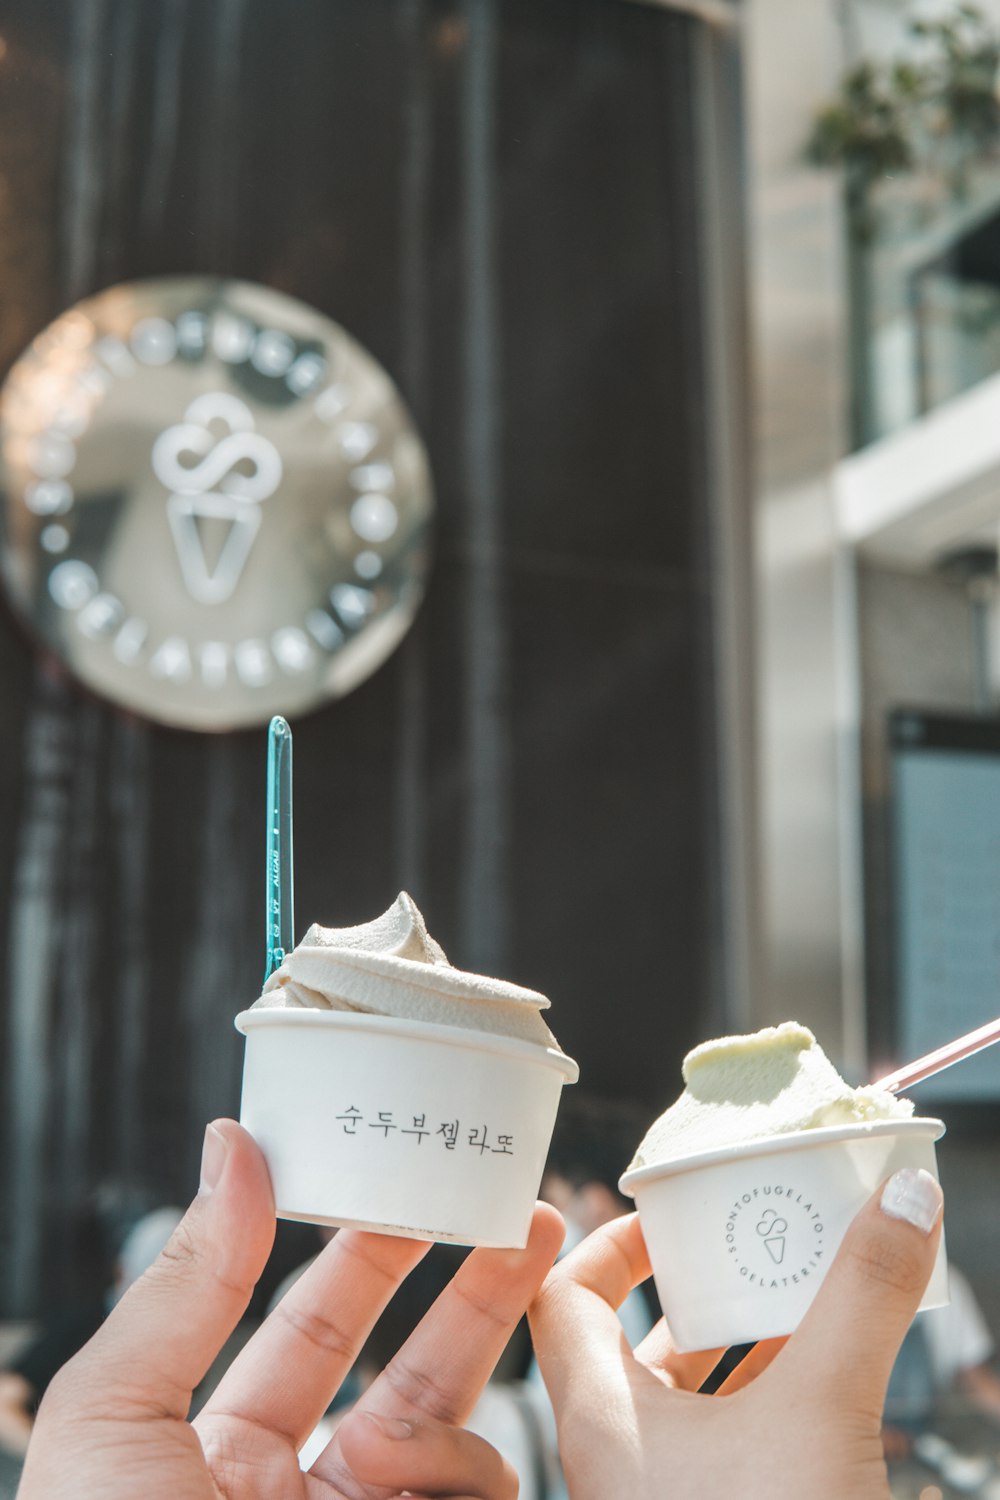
left=725, top=1184, right=825, bottom=1288
left=152, top=391, right=283, bottom=605
left=756, top=1208, right=788, bottom=1265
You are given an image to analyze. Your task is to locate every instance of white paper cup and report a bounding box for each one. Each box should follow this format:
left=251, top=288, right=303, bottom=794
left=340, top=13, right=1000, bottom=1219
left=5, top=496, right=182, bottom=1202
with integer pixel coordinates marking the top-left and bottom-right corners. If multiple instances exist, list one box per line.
left=235, top=1008, right=578, bottom=1248
left=619, top=1117, right=947, bottom=1352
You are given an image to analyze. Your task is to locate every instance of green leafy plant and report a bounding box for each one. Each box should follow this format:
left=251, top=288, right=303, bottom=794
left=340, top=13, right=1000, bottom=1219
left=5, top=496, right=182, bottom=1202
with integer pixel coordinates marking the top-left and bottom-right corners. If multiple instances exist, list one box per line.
left=913, top=4, right=1000, bottom=148
left=807, top=61, right=915, bottom=186
left=806, top=4, right=1000, bottom=446
left=806, top=2, right=1000, bottom=227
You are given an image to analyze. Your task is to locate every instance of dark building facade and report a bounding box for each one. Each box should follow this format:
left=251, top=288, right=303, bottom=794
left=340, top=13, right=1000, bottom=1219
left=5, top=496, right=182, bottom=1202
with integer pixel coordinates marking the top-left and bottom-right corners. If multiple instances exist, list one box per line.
left=0, top=0, right=752, bottom=1313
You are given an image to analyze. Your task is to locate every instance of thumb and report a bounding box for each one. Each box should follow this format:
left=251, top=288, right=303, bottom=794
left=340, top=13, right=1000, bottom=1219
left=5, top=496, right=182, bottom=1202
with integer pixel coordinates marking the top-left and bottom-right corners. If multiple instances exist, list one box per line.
left=47, top=1119, right=275, bottom=1420
left=767, top=1167, right=943, bottom=1420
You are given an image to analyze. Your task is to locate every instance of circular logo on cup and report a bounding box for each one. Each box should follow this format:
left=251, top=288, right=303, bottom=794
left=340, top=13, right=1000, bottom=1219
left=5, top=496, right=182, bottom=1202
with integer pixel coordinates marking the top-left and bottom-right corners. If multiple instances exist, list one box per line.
left=724, top=1183, right=826, bottom=1290
left=0, top=277, right=434, bottom=729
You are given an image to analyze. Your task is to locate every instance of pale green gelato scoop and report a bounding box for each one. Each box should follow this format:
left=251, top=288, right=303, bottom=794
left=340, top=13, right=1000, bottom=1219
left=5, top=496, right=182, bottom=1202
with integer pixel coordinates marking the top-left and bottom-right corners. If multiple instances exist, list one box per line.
left=627, top=1022, right=913, bottom=1170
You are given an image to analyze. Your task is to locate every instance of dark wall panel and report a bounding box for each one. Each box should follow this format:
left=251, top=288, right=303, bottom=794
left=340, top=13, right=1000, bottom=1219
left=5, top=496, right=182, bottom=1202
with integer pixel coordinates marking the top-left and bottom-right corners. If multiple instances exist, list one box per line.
left=0, top=0, right=736, bottom=1313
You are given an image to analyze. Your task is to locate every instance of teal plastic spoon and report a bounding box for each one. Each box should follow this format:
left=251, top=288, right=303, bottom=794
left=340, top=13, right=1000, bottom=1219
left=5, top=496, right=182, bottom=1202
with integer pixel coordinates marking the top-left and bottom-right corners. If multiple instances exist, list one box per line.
left=264, top=715, right=294, bottom=982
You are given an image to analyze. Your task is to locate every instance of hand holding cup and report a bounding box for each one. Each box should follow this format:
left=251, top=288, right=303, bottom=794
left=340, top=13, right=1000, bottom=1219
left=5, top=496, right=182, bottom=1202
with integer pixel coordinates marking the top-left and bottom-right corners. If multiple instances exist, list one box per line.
left=529, top=1167, right=945, bottom=1500
left=18, top=1118, right=564, bottom=1500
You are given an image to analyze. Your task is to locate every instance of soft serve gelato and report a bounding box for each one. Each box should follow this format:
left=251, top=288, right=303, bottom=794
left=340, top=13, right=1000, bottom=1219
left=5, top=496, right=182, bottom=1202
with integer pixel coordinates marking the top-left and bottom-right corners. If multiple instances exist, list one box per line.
left=252, top=891, right=563, bottom=1052
left=238, top=890, right=576, bottom=1246
left=627, top=1022, right=913, bottom=1171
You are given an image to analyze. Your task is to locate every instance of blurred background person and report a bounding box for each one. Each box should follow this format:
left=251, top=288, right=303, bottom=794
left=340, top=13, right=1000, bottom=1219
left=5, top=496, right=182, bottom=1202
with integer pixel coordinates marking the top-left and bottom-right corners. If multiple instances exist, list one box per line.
left=883, top=1264, right=1000, bottom=1496
left=0, top=1203, right=183, bottom=1461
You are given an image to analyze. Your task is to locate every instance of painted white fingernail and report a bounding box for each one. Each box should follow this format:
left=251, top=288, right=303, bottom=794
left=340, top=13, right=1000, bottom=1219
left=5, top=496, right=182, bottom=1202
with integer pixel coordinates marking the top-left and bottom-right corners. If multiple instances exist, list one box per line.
left=880, top=1168, right=942, bottom=1235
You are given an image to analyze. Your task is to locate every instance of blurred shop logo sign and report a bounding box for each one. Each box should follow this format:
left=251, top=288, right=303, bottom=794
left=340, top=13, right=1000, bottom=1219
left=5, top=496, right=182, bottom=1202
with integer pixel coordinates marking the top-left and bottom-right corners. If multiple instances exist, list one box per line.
left=154, top=393, right=283, bottom=606
left=0, top=278, right=434, bottom=731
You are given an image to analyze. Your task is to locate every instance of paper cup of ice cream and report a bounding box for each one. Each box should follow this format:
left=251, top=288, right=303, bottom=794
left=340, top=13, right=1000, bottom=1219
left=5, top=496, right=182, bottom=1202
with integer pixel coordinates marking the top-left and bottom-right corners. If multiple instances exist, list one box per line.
left=619, top=1024, right=948, bottom=1353
left=235, top=894, right=578, bottom=1248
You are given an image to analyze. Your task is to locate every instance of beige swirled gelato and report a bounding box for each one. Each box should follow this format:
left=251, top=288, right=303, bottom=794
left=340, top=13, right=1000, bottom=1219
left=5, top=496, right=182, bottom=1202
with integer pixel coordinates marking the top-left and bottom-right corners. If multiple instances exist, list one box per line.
left=626, top=1022, right=913, bottom=1171
left=252, top=891, right=565, bottom=1053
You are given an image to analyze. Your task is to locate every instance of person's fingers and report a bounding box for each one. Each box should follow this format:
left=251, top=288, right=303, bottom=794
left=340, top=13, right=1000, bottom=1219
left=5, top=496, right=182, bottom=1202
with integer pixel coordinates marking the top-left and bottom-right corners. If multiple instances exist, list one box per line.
left=632, top=1318, right=725, bottom=1392
left=359, top=1201, right=565, bottom=1424
left=198, top=1227, right=430, bottom=1449
left=528, top=1213, right=650, bottom=1410
left=312, top=1202, right=564, bottom=1491
left=336, top=1408, right=519, bottom=1500
left=714, top=1336, right=787, bottom=1395
left=46, top=1120, right=275, bottom=1421
left=763, top=1168, right=943, bottom=1419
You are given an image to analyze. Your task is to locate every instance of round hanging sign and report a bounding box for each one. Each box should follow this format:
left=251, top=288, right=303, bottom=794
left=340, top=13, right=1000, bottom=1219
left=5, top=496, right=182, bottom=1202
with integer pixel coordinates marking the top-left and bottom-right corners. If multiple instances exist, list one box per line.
left=0, top=277, right=434, bottom=729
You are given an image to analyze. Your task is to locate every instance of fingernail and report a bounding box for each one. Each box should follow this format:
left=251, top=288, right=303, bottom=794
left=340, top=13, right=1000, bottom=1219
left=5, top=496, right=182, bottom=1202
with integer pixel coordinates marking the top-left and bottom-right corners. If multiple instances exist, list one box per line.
left=880, top=1168, right=942, bottom=1234
left=199, top=1123, right=229, bottom=1197
left=361, top=1411, right=414, bottom=1440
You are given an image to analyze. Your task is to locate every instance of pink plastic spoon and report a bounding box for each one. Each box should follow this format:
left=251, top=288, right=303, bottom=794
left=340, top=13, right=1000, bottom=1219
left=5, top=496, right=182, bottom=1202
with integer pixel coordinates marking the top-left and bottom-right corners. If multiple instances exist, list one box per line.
left=873, top=1015, right=1000, bottom=1094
